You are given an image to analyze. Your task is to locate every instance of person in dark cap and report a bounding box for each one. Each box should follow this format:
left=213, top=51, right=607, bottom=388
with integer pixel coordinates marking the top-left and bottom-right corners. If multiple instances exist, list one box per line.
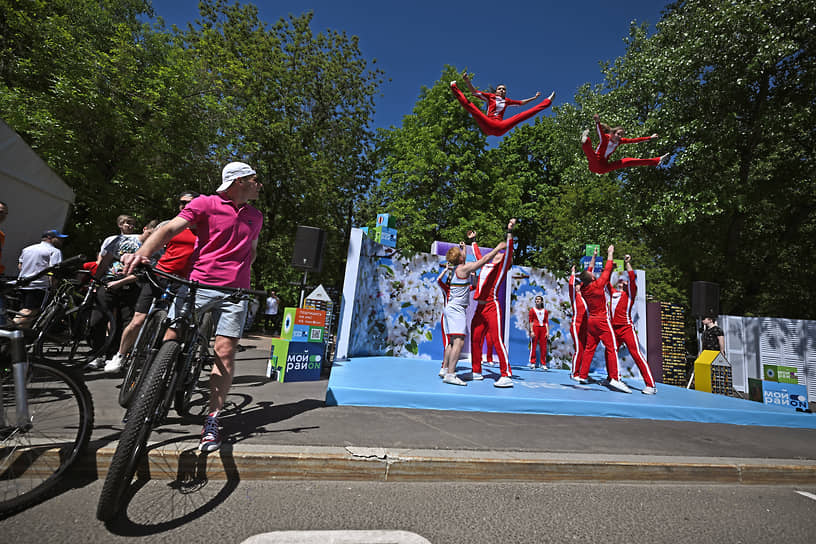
left=14, top=229, right=67, bottom=326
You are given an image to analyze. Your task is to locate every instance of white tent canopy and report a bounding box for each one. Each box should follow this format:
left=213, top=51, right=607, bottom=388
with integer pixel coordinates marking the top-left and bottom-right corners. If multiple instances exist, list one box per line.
left=0, top=119, right=75, bottom=274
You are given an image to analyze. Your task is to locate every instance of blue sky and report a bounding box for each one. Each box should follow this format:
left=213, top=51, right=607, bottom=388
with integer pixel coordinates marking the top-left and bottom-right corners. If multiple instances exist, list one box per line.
left=151, top=1, right=668, bottom=134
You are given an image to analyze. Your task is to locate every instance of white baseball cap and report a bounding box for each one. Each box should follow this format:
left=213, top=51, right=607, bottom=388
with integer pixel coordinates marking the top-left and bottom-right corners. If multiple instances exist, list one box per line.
left=217, top=161, right=256, bottom=192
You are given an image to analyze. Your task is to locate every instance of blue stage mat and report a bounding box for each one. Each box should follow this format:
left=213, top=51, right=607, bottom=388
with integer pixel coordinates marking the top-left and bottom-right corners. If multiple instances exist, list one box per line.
left=325, top=356, right=816, bottom=429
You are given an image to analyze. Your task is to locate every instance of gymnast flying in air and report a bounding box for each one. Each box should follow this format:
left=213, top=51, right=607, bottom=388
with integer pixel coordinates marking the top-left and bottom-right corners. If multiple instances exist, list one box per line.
left=450, top=71, right=554, bottom=137
left=581, top=113, right=669, bottom=174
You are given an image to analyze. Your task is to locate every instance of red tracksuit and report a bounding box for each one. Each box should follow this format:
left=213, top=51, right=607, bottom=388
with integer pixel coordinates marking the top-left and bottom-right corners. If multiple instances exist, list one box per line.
left=610, top=270, right=655, bottom=388
left=528, top=307, right=549, bottom=366
left=578, top=259, right=620, bottom=380
left=470, top=239, right=513, bottom=377
left=451, top=83, right=552, bottom=137
left=582, top=119, right=661, bottom=174
left=568, top=272, right=588, bottom=378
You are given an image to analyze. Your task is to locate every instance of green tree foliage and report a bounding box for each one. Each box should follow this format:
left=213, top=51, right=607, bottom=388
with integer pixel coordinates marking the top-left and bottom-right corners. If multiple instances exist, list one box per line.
left=0, top=0, right=383, bottom=303
left=594, top=0, right=816, bottom=318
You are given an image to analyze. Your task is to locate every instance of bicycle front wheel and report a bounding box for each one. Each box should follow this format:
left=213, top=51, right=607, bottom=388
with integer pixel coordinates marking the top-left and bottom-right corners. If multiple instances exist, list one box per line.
left=0, top=361, right=95, bottom=515
left=97, top=340, right=179, bottom=522
left=174, top=313, right=213, bottom=417
left=119, top=309, right=167, bottom=408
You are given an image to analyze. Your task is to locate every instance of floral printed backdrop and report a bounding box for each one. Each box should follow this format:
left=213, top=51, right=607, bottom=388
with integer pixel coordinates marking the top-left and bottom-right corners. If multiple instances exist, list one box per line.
left=347, top=237, right=645, bottom=378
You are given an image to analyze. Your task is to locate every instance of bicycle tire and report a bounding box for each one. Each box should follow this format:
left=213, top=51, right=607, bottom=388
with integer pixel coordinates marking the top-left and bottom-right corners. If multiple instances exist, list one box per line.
left=174, top=313, right=213, bottom=417
left=0, top=360, right=94, bottom=515
left=118, top=309, right=167, bottom=408
left=96, top=340, right=180, bottom=522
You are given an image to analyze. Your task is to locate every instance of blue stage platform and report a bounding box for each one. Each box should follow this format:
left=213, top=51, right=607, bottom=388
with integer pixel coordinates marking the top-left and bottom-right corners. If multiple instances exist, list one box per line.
left=326, top=356, right=816, bottom=430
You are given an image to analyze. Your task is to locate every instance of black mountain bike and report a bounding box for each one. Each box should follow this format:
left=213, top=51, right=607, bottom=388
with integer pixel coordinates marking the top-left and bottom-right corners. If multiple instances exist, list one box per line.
left=96, top=266, right=263, bottom=521
left=32, top=261, right=116, bottom=366
left=0, top=262, right=94, bottom=515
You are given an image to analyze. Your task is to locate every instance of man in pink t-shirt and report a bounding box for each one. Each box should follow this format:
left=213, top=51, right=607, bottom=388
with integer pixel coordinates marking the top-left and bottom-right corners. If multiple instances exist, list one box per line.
left=124, top=162, right=263, bottom=452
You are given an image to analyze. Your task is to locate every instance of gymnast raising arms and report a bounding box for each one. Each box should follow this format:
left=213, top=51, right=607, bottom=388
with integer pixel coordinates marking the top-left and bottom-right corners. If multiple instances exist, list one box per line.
left=581, top=113, right=669, bottom=174
left=450, top=71, right=555, bottom=137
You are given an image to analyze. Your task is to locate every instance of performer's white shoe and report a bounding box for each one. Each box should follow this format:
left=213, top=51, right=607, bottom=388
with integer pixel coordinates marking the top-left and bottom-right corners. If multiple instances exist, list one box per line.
left=528, top=363, right=536, bottom=369
left=443, top=374, right=466, bottom=386
left=607, top=379, right=632, bottom=394
left=450, top=80, right=456, bottom=88
left=642, top=386, right=657, bottom=395
left=581, top=129, right=590, bottom=144
left=438, top=367, right=446, bottom=378
left=470, top=372, right=484, bottom=381
left=494, top=376, right=514, bottom=388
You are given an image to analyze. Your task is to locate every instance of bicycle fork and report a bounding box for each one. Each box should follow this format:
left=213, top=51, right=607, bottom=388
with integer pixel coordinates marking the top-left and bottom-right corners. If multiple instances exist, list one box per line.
left=0, top=329, right=31, bottom=429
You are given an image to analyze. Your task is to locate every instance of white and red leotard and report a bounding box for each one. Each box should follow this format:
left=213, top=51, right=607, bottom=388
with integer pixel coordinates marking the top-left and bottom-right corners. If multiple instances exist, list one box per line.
left=582, top=119, right=662, bottom=174
left=528, top=307, right=549, bottom=366
left=451, top=82, right=552, bottom=137
left=610, top=269, right=655, bottom=388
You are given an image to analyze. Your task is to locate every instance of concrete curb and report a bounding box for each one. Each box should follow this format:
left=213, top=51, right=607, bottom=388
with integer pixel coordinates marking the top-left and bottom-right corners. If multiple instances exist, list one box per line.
left=77, top=443, right=816, bottom=485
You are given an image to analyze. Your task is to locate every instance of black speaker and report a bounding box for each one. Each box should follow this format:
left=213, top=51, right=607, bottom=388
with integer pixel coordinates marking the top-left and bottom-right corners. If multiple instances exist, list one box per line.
left=691, top=281, right=719, bottom=317
left=291, top=226, right=326, bottom=272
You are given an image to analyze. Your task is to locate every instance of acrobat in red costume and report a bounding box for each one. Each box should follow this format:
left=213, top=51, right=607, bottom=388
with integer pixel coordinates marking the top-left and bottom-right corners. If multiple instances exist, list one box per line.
left=450, top=72, right=554, bottom=137
left=577, top=248, right=623, bottom=387
left=436, top=265, right=452, bottom=359
left=469, top=224, right=515, bottom=383
left=568, top=267, right=588, bottom=379
left=528, top=299, right=549, bottom=368
left=610, top=258, right=655, bottom=391
left=581, top=114, right=667, bottom=174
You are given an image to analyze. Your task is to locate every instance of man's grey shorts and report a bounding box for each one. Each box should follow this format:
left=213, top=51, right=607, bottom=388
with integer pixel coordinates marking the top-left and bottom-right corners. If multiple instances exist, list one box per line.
left=169, top=286, right=248, bottom=339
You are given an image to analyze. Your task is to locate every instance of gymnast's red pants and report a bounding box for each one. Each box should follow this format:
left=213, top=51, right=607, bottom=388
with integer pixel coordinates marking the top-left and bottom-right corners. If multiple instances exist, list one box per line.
left=578, top=316, right=620, bottom=381
left=581, top=139, right=661, bottom=174
left=529, top=325, right=548, bottom=366
left=471, top=301, right=511, bottom=377
left=613, top=324, right=655, bottom=387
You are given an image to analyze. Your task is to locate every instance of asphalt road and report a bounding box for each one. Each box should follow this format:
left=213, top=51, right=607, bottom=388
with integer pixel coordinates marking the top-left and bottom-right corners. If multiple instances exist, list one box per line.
left=2, top=478, right=815, bottom=543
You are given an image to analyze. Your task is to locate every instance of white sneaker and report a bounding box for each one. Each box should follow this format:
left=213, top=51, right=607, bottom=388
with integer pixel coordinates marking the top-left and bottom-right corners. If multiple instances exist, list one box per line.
left=104, top=353, right=124, bottom=373
left=528, top=363, right=536, bottom=369
left=470, top=372, right=484, bottom=381
left=581, top=129, right=590, bottom=143
left=494, top=376, right=514, bottom=388
left=642, top=386, right=657, bottom=395
left=86, top=357, right=106, bottom=370
left=607, top=379, right=632, bottom=394
left=438, top=367, right=446, bottom=378
left=450, top=80, right=456, bottom=88
left=540, top=365, right=548, bottom=371
left=571, top=375, right=589, bottom=384
left=443, top=373, right=466, bottom=386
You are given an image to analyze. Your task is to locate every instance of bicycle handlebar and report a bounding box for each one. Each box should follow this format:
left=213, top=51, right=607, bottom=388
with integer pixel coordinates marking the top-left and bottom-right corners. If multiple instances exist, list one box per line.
left=4, top=254, right=86, bottom=288
left=138, top=264, right=267, bottom=298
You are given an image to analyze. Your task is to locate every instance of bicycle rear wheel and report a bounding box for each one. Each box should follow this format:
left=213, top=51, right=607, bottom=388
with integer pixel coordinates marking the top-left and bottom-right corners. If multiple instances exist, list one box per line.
left=96, top=340, right=179, bottom=522
left=34, top=303, right=116, bottom=365
left=174, top=313, right=213, bottom=417
left=0, top=360, right=94, bottom=515
left=119, top=309, right=167, bottom=408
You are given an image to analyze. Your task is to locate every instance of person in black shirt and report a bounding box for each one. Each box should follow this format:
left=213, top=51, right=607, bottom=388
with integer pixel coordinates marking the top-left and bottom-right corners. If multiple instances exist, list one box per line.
left=701, top=315, right=725, bottom=356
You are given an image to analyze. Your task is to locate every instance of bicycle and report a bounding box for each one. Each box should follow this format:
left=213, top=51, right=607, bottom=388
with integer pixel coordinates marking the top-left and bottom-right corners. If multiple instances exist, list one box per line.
left=32, top=262, right=116, bottom=366
left=117, top=271, right=180, bottom=409
left=96, top=266, right=263, bottom=521
left=0, top=263, right=95, bottom=515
